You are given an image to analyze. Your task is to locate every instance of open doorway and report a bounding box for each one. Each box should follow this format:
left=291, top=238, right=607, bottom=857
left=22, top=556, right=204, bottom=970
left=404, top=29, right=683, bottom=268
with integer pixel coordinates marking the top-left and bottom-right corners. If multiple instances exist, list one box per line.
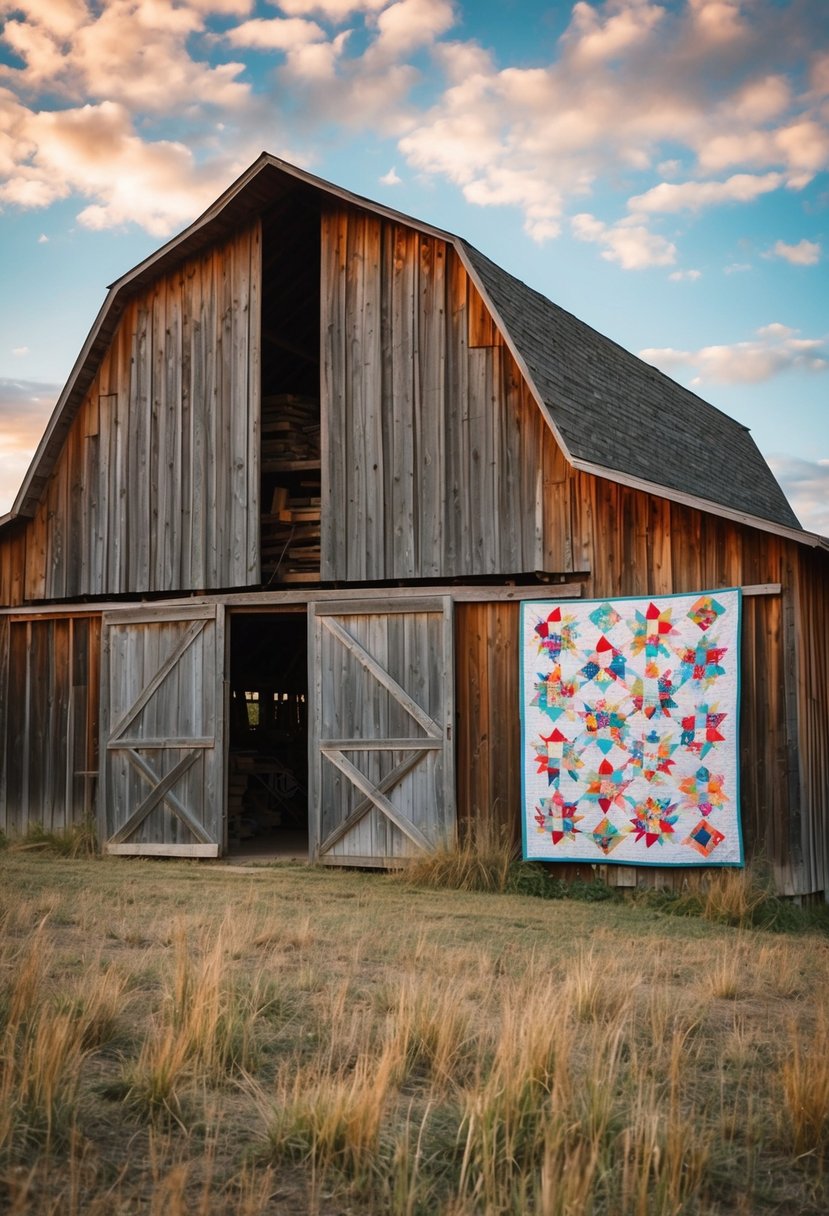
left=227, top=612, right=308, bottom=859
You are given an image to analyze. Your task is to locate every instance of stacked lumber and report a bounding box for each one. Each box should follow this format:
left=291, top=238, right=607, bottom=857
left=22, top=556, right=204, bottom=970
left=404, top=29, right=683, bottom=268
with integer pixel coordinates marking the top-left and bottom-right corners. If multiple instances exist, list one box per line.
left=261, top=394, right=320, bottom=469
left=261, top=482, right=321, bottom=582
left=260, top=394, right=321, bottom=583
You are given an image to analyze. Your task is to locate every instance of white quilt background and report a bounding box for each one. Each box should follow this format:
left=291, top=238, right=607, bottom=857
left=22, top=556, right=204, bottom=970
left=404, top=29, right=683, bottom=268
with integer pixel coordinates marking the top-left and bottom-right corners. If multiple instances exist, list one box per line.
left=520, top=589, right=743, bottom=866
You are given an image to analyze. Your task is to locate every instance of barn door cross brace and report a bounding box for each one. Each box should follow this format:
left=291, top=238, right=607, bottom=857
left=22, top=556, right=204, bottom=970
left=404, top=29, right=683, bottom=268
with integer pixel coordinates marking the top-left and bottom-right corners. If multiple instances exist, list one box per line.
left=319, top=615, right=441, bottom=739
left=318, top=747, right=431, bottom=854
left=106, top=618, right=207, bottom=744
left=107, top=749, right=208, bottom=845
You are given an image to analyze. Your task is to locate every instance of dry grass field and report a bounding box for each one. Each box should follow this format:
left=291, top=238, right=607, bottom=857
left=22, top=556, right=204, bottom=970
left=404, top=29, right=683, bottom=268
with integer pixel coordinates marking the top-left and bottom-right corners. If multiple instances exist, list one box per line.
left=0, top=849, right=827, bottom=1215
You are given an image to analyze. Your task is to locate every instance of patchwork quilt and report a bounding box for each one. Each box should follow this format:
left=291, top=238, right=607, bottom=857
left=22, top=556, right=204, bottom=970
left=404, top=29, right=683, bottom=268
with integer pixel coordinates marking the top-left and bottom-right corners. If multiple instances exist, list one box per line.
left=520, top=590, right=743, bottom=866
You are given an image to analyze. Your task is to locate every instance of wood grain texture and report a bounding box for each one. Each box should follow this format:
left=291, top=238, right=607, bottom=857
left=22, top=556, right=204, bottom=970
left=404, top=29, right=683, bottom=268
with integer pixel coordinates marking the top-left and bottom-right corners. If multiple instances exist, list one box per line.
left=5, top=225, right=261, bottom=601
left=309, top=598, right=455, bottom=864
left=98, top=605, right=225, bottom=854
left=0, top=614, right=101, bottom=835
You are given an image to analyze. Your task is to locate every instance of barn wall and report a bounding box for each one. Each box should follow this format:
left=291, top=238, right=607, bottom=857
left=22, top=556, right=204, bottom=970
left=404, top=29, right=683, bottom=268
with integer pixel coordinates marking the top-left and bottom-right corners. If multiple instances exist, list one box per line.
left=0, top=522, right=26, bottom=608
left=454, top=475, right=826, bottom=896
left=2, top=223, right=261, bottom=604
left=0, top=613, right=101, bottom=835
left=320, top=208, right=568, bottom=581
left=792, top=547, right=829, bottom=895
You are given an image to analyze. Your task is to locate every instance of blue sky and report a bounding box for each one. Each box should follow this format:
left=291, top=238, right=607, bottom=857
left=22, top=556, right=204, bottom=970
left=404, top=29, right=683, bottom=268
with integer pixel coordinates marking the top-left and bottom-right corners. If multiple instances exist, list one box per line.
left=0, top=0, right=827, bottom=532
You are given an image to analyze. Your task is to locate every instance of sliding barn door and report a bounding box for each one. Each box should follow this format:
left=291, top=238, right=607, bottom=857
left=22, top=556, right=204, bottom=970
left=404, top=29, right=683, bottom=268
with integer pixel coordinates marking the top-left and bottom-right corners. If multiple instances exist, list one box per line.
left=309, top=598, right=455, bottom=866
left=99, top=605, right=226, bottom=856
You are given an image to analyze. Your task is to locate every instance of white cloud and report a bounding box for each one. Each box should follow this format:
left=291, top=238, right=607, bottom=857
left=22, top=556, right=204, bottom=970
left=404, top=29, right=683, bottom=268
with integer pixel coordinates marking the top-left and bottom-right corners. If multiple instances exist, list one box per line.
left=562, top=0, right=666, bottom=65
left=11, top=345, right=30, bottom=356
left=226, top=17, right=326, bottom=50
left=276, top=0, right=388, bottom=18
left=770, top=238, right=821, bottom=266
left=767, top=455, right=829, bottom=537
left=724, top=261, right=752, bottom=273
left=640, top=323, right=829, bottom=384
left=0, top=1, right=252, bottom=112
left=571, top=211, right=676, bottom=269
left=669, top=268, right=701, bottom=280
left=0, top=0, right=826, bottom=261
left=688, top=0, right=747, bottom=44
left=629, top=171, right=783, bottom=213
left=37, top=232, right=48, bottom=242
left=380, top=166, right=401, bottom=185
left=0, top=99, right=248, bottom=234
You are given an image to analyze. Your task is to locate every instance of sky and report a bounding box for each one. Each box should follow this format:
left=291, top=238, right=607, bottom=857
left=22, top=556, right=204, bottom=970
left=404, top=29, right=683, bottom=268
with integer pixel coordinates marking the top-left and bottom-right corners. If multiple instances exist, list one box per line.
left=0, top=0, right=827, bottom=534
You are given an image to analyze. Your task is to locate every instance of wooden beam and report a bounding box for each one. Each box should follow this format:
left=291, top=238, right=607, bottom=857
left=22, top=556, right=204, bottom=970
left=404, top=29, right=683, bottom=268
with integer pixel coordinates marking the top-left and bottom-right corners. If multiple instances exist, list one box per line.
left=322, top=748, right=433, bottom=853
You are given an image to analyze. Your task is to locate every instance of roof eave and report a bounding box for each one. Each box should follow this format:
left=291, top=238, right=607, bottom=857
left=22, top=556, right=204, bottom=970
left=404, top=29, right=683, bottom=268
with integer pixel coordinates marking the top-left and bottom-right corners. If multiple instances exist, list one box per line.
left=570, top=457, right=820, bottom=547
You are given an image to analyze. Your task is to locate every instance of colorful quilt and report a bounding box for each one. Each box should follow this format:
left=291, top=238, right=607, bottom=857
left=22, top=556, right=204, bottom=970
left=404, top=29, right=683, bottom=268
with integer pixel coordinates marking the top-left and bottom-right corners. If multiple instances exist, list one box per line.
left=520, top=590, right=743, bottom=866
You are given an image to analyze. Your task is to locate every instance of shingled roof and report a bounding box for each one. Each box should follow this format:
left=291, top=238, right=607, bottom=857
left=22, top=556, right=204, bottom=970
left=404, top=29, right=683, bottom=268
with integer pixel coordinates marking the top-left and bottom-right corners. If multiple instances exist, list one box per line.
left=462, top=242, right=801, bottom=531
left=2, top=153, right=812, bottom=541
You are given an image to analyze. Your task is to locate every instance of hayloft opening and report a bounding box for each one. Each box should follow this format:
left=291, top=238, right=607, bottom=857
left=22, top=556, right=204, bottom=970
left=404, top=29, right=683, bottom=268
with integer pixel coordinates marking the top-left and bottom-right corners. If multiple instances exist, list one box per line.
left=259, top=189, right=322, bottom=586
left=227, top=612, right=309, bottom=858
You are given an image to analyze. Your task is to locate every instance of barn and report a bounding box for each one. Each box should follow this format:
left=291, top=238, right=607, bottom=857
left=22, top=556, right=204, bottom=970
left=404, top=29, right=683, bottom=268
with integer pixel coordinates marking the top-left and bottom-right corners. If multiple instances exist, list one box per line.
left=0, top=153, right=826, bottom=895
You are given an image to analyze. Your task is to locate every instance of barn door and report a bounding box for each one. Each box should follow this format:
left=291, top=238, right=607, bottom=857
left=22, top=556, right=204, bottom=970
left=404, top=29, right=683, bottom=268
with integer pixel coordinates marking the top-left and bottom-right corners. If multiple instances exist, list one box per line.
left=309, top=597, right=455, bottom=866
left=98, top=605, right=225, bottom=857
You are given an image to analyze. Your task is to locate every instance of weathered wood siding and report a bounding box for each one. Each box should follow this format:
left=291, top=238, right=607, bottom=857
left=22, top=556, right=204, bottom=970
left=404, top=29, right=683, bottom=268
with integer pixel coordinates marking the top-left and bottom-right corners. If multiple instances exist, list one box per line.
left=792, top=546, right=829, bottom=895
left=321, top=208, right=566, bottom=580
left=0, top=613, right=100, bottom=834
left=309, top=599, right=455, bottom=866
left=454, top=485, right=828, bottom=897
left=3, top=224, right=261, bottom=604
left=99, top=605, right=225, bottom=856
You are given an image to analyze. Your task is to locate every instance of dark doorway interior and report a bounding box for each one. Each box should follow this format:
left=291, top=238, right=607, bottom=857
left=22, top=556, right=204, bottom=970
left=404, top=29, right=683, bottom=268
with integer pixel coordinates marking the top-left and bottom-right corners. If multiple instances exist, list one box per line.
left=227, top=612, right=309, bottom=857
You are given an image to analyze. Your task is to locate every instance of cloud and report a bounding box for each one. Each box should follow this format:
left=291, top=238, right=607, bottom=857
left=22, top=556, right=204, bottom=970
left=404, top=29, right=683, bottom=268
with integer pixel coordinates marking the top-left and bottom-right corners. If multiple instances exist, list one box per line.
left=0, top=0, right=826, bottom=259
left=380, top=166, right=401, bottom=185
left=0, top=1, right=252, bottom=112
left=0, top=376, right=60, bottom=514
left=225, top=17, right=326, bottom=50
left=669, top=268, right=701, bottom=280
left=561, top=0, right=666, bottom=65
left=0, top=98, right=248, bottom=234
left=639, top=323, right=829, bottom=384
left=629, top=171, right=783, bottom=213
left=770, top=238, right=821, bottom=266
left=276, top=0, right=388, bottom=18
left=571, top=211, right=676, bottom=269
left=391, top=0, right=829, bottom=247
left=767, top=455, right=829, bottom=537
left=11, top=345, right=30, bottom=356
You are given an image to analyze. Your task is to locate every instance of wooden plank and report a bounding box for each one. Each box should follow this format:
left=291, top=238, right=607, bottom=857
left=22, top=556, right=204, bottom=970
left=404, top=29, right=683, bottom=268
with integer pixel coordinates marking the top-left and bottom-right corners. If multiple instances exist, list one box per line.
left=247, top=221, right=262, bottom=586
left=320, top=615, right=441, bottom=738
left=108, top=749, right=202, bottom=844
left=106, top=618, right=207, bottom=743
left=122, top=747, right=213, bottom=844
left=320, top=737, right=442, bottom=750
left=417, top=234, right=446, bottom=578
left=390, top=223, right=417, bottom=578
left=322, top=748, right=433, bottom=852
left=317, top=748, right=427, bottom=854
left=108, top=737, right=214, bottom=749
left=743, top=583, right=782, bottom=596
left=106, top=843, right=219, bottom=857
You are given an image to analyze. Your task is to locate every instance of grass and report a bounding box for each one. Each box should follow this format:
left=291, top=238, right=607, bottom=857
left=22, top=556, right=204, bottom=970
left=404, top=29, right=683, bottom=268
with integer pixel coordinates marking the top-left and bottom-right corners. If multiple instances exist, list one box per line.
left=0, top=851, right=827, bottom=1214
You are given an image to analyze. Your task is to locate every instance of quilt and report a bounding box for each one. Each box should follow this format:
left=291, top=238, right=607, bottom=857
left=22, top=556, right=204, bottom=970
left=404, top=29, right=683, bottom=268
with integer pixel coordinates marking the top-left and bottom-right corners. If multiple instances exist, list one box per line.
left=520, top=589, right=743, bottom=866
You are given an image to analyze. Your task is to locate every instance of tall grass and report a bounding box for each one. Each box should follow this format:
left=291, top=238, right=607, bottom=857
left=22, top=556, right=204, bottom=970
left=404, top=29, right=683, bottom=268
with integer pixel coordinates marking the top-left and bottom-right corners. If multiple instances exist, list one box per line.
left=1, top=852, right=828, bottom=1214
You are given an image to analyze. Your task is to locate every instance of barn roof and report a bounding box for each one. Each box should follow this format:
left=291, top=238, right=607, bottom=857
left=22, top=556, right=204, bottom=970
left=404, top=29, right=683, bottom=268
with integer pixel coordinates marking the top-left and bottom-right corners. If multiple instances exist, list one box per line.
left=461, top=243, right=801, bottom=531
left=2, top=153, right=819, bottom=545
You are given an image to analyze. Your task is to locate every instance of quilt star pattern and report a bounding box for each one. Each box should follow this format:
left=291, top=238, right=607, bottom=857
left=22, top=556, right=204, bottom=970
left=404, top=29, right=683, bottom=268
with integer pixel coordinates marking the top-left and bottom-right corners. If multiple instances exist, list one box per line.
left=520, top=590, right=743, bottom=866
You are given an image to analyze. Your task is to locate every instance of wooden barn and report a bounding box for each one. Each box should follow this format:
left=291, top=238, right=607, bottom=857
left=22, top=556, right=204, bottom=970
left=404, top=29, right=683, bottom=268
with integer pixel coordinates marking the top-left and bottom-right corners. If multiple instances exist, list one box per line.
left=0, top=154, right=826, bottom=895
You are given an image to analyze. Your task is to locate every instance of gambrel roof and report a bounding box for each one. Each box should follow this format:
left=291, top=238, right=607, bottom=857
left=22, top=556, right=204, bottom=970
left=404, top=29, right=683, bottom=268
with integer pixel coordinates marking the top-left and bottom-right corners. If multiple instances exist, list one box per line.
left=1, top=153, right=816, bottom=543
left=463, top=244, right=801, bottom=531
